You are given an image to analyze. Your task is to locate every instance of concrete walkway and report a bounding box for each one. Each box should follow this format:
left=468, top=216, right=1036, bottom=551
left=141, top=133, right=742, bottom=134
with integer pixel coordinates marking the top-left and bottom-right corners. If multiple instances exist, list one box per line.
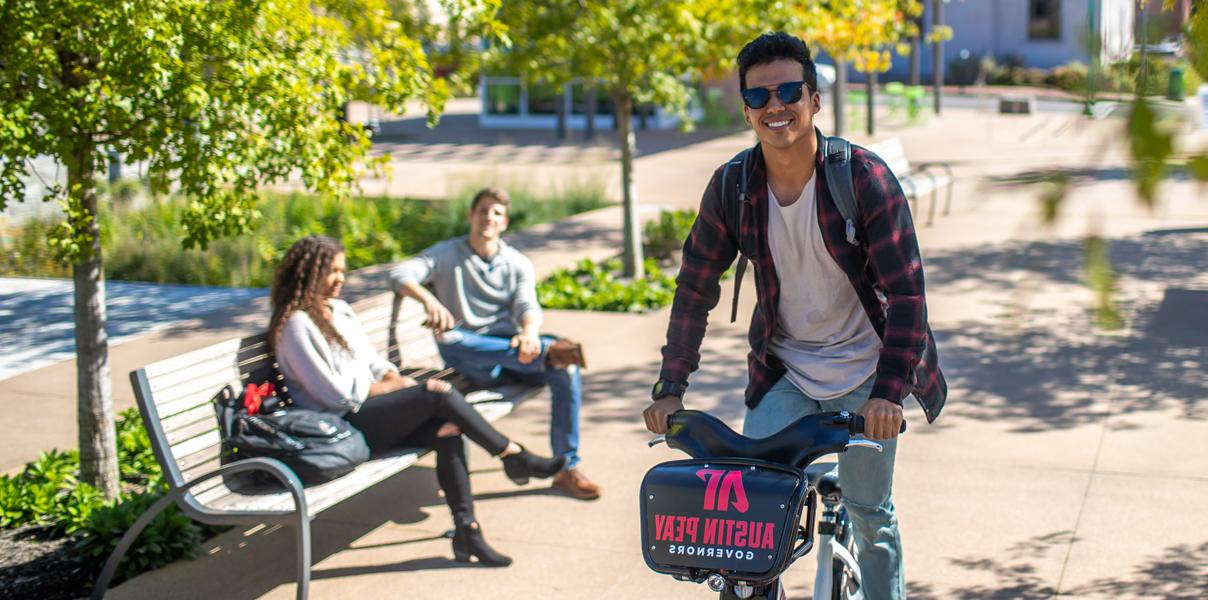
left=4, top=101, right=1207, bottom=598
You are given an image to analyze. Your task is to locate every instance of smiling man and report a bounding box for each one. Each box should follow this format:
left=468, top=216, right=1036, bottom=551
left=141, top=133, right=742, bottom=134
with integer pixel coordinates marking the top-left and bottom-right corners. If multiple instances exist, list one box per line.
left=643, top=32, right=946, bottom=599
left=391, top=187, right=600, bottom=500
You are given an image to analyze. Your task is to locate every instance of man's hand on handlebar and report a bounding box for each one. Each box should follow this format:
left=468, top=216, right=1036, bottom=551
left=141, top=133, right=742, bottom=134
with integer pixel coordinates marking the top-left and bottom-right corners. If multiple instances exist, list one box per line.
left=643, top=396, right=684, bottom=435
left=857, top=397, right=904, bottom=441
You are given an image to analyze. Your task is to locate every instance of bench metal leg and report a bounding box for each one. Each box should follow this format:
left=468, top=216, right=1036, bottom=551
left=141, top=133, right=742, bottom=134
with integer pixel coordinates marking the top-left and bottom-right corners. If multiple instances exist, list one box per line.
left=91, top=458, right=310, bottom=599
left=295, top=509, right=311, bottom=600
left=928, top=188, right=939, bottom=226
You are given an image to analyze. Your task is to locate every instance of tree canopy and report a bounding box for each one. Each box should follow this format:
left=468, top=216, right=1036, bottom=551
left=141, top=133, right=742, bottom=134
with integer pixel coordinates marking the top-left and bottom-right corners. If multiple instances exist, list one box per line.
left=0, top=0, right=499, bottom=497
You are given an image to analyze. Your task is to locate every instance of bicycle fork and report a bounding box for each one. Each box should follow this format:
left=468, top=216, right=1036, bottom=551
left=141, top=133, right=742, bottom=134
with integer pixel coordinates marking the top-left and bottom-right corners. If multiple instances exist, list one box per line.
left=814, top=495, right=862, bottom=600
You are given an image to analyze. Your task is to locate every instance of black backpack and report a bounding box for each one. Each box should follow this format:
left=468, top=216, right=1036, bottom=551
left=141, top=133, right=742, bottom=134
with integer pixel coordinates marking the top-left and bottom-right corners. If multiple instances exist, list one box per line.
left=722, top=136, right=860, bottom=323
left=213, top=384, right=370, bottom=487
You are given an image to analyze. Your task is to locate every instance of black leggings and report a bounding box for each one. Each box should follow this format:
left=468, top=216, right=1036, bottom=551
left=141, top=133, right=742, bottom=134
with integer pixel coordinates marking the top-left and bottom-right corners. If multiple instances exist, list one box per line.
left=346, top=385, right=509, bottom=527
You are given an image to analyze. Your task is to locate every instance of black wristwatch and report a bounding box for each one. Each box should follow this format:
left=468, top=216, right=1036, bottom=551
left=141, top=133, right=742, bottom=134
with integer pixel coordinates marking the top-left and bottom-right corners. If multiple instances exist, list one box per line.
left=651, top=379, right=687, bottom=401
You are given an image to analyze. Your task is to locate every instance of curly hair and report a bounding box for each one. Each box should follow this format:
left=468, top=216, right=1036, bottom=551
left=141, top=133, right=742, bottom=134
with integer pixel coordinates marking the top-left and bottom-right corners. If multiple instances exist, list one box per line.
left=268, top=235, right=350, bottom=351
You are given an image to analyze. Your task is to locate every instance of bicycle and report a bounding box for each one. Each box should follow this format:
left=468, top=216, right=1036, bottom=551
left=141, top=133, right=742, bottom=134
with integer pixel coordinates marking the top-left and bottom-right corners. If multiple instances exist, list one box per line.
left=642, top=410, right=903, bottom=600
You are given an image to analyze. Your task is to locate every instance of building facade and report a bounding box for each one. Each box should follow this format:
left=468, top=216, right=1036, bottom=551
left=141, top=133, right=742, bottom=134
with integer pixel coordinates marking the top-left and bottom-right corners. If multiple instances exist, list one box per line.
left=877, top=0, right=1136, bottom=81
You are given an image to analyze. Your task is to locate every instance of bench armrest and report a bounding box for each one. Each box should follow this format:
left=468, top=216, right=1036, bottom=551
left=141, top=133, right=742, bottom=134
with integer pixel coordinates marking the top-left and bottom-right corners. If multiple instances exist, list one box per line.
left=912, top=161, right=953, bottom=181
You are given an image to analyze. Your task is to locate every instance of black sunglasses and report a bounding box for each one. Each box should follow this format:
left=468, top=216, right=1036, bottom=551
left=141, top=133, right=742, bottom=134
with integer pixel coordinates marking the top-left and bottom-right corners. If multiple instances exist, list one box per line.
left=741, top=81, right=807, bottom=109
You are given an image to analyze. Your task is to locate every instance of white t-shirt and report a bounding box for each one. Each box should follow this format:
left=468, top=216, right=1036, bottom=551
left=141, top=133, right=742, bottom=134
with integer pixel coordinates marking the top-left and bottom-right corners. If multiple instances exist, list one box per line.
left=766, top=173, right=881, bottom=400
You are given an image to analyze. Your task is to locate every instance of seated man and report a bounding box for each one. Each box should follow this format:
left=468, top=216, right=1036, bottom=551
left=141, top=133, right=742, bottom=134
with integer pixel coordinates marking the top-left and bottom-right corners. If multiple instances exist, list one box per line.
left=389, top=187, right=600, bottom=500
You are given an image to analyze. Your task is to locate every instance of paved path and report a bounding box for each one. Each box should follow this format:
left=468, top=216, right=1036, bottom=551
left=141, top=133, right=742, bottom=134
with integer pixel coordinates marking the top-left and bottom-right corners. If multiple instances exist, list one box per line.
left=0, top=278, right=264, bottom=381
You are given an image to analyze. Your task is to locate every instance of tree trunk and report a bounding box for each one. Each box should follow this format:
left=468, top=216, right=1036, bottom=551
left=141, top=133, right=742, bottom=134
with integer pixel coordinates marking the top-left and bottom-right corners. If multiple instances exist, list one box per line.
left=69, top=140, right=120, bottom=500
left=932, top=0, right=944, bottom=115
left=615, top=90, right=644, bottom=279
left=585, top=83, right=597, bottom=141
left=555, top=84, right=568, bottom=140
left=832, top=59, right=847, bottom=137
left=866, top=69, right=877, bottom=135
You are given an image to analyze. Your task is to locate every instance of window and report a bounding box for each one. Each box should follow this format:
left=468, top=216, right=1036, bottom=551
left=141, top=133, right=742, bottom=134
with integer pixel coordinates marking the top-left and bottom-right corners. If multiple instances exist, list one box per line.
left=484, top=79, right=521, bottom=115
left=526, top=83, right=561, bottom=115
left=1028, top=0, right=1062, bottom=40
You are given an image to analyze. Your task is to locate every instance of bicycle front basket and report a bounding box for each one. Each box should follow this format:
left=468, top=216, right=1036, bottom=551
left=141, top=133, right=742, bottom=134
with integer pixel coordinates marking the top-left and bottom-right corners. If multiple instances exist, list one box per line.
left=639, top=458, right=808, bottom=582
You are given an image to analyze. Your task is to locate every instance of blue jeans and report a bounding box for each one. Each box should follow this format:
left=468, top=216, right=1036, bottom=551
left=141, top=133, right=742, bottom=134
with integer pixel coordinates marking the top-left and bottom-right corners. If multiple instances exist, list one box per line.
left=435, top=328, right=581, bottom=469
left=743, top=375, right=904, bottom=600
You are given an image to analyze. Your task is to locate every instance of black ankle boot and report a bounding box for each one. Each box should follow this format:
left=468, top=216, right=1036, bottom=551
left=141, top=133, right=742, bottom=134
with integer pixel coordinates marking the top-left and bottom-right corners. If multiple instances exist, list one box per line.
left=452, top=522, right=512, bottom=567
left=501, top=446, right=567, bottom=485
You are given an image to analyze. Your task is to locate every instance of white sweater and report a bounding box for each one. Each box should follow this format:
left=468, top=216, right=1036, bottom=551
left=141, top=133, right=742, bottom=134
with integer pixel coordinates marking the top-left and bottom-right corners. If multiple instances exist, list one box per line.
left=274, top=299, right=398, bottom=414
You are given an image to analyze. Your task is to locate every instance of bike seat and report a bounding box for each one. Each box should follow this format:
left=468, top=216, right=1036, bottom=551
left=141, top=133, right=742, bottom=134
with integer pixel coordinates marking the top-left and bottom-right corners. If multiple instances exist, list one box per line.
left=664, top=410, right=854, bottom=469
left=805, top=462, right=842, bottom=499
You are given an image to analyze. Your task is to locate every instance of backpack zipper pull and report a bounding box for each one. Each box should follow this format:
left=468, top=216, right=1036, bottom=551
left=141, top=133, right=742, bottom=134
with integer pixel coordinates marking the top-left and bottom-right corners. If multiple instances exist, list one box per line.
left=845, top=219, right=859, bottom=245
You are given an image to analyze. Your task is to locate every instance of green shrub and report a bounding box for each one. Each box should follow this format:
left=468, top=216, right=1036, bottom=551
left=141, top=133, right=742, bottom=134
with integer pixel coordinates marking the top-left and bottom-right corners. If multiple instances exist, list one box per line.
left=0, top=449, right=81, bottom=532
left=0, top=409, right=207, bottom=588
left=537, top=258, right=676, bottom=312
left=947, top=55, right=982, bottom=86
left=1045, top=61, right=1089, bottom=93
left=643, top=209, right=697, bottom=261
left=73, top=487, right=206, bottom=585
left=4, top=185, right=610, bottom=287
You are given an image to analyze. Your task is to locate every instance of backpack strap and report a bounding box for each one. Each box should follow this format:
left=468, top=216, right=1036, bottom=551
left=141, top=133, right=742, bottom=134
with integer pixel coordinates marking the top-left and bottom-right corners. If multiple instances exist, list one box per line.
left=822, top=135, right=861, bottom=246
left=722, top=147, right=752, bottom=324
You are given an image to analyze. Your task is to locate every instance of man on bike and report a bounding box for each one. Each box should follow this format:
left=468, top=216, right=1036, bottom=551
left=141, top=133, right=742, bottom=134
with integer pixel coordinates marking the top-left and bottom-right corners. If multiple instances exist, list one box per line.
left=643, top=32, right=946, bottom=599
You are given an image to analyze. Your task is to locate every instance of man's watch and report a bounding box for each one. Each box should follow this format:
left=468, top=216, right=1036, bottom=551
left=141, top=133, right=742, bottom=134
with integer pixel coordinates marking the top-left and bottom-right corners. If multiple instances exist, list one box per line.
left=651, top=379, right=687, bottom=401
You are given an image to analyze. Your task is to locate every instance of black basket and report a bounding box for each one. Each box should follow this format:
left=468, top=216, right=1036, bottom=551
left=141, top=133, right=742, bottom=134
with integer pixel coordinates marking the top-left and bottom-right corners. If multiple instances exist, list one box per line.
left=639, top=458, right=810, bottom=583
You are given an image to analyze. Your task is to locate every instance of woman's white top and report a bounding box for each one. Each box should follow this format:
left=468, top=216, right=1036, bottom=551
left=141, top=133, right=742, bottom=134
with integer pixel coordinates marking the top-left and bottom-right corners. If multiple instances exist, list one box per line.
left=274, top=299, right=398, bottom=414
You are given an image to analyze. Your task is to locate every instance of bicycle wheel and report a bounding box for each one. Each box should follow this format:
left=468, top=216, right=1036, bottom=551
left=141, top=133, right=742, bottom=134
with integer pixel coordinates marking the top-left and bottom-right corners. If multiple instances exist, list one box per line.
left=830, top=508, right=861, bottom=600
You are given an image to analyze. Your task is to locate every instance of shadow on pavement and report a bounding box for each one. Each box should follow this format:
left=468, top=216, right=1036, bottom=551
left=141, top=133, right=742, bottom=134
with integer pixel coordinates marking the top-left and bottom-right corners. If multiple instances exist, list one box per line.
left=115, top=467, right=455, bottom=599
left=926, top=230, right=1208, bottom=431
left=907, top=533, right=1208, bottom=599
left=1066, top=541, right=1208, bottom=599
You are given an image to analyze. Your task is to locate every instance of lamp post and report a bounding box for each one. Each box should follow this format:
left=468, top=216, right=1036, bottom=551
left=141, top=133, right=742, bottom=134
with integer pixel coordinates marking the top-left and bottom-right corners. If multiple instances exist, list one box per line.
left=932, top=0, right=944, bottom=115
left=1083, top=0, right=1098, bottom=116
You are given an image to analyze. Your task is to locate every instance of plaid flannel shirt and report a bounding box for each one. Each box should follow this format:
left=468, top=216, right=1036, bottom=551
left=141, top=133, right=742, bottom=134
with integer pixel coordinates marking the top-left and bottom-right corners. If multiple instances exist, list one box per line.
left=659, top=131, right=946, bottom=423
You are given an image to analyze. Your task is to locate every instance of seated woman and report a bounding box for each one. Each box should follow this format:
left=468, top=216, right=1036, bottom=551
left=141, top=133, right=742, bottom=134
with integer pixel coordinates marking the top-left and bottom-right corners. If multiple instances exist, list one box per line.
left=270, top=235, right=564, bottom=567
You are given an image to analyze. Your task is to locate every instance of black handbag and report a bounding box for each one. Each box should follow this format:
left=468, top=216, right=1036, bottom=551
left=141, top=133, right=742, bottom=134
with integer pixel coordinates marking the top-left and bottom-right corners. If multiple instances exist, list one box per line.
left=213, top=384, right=369, bottom=487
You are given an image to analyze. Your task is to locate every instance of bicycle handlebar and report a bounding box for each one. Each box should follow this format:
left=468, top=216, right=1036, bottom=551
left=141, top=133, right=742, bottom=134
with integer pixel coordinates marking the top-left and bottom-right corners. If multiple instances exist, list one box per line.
left=650, top=410, right=906, bottom=468
left=847, top=415, right=908, bottom=436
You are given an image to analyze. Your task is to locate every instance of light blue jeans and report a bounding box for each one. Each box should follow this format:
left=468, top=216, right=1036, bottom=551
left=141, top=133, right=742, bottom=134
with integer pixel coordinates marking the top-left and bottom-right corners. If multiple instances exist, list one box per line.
left=436, top=328, right=582, bottom=469
left=743, top=375, right=904, bottom=600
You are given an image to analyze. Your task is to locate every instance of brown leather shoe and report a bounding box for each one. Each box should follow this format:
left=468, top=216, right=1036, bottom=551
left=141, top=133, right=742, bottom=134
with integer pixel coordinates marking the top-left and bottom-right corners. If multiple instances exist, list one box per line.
left=545, top=339, right=587, bottom=370
left=552, top=468, right=601, bottom=500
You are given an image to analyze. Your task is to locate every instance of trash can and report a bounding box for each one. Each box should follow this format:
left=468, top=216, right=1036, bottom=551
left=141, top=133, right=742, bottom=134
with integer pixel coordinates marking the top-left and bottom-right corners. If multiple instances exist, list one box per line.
left=1167, top=65, right=1185, bottom=101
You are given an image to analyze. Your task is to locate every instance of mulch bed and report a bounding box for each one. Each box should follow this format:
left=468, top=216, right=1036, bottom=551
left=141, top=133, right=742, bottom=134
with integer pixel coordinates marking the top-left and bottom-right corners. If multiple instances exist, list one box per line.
left=0, top=526, right=93, bottom=600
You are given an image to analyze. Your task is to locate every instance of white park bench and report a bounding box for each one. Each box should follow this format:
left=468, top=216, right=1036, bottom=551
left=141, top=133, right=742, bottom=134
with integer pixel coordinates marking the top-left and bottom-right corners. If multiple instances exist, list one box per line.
left=864, top=137, right=954, bottom=225
left=91, top=292, right=546, bottom=599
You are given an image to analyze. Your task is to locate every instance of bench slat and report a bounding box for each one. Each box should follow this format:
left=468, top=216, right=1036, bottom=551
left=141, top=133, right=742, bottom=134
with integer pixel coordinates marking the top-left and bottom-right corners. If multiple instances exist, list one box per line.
left=143, top=338, right=245, bottom=381
left=176, top=444, right=222, bottom=474
left=150, top=360, right=282, bottom=416
left=161, top=403, right=219, bottom=438
left=171, top=430, right=222, bottom=461
left=166, top=416, right=222, bottom=446
left=147, top=344, right=276, bottom=395
left=147, top=353, right=246, bottom=394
